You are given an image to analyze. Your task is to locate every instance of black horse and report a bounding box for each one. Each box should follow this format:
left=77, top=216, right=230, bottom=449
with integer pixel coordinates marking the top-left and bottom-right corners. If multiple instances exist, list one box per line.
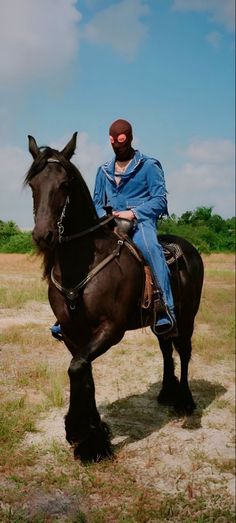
left=25, top=133, right=204, bottom=462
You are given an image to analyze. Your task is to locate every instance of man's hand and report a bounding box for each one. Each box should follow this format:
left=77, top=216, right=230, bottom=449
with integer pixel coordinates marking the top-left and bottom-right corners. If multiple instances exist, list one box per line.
left=112, top=210, right=135, bottom=221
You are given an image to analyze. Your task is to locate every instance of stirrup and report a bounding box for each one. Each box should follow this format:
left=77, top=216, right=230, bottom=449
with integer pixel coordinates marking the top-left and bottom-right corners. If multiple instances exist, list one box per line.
left=153, top=307, right=176, bottom=337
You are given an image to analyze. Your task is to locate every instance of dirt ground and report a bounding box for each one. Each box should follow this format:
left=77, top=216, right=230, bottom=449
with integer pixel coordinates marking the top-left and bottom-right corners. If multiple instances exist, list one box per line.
left=0, top=253, right=235, bottom=522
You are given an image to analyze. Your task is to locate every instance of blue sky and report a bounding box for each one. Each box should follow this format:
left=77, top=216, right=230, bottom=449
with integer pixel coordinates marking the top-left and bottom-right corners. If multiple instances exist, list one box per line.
left=0, top=0, right=235, bottom=228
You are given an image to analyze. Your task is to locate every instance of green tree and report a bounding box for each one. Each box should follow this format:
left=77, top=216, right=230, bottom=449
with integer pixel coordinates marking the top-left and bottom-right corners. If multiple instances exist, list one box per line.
left=190, top=206, right=213, bottom=225
left=0, top=220, right=34, bottom=253
left=159, top=207, right=235, bottom=253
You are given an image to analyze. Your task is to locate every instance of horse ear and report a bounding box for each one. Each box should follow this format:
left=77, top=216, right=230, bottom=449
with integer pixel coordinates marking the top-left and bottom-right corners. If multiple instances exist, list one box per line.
left=28, top=135, right=40, bottom=159
left=60, top=132, right=78, bottom=160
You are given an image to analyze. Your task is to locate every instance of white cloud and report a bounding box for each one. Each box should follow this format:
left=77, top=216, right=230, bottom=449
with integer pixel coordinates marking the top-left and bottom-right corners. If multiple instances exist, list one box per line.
left=0, top=133, right=108, bottom=229
left=83, top=0, right=149, bottom=61
left=172, top=0, right=235, bottom=32
left=71, top=132, right=110, bottom=191
left=0, top=146, right=32, bottom=228
left=0, top=0, right=81, bottom=88
left=206, top=31, right=222, bottom=48
left=1, top=136, right=234, bottom=229
left=167, top=138, right=235, bottom=218
left=0, top=0, right=150, bottom=88
left=50, top=131, right=109, bottom=191
left=184, top=138, right=235, bottom=163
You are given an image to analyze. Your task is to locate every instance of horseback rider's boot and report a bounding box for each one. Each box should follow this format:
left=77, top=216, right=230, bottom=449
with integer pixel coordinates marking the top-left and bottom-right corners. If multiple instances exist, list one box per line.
left=50, top=322, right=63, bottom=341
left=153, top=290, right=178, bottom=338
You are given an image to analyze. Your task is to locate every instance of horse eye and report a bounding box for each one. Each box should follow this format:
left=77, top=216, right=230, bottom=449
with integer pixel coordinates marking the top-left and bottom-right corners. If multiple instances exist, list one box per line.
left=60, top=181, right=69, bottom=190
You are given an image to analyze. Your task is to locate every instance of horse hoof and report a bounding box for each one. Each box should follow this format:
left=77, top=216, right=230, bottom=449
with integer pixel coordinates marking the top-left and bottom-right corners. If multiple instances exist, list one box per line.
left=174, top=398, right=196, bottom=416
left=74, top=443, right=113, bottom=463
left=72, top=422, right=113, bottom=463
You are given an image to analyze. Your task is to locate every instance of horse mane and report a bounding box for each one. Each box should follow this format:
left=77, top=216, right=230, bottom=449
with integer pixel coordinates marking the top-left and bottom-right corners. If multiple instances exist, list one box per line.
left=25, top=146, right=98, bottom=280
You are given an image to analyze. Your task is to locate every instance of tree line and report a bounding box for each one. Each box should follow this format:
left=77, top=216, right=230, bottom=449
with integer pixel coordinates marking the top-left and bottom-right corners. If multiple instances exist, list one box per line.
left=0, top=207, right=235, bottom=254
left=158, top=206, right=235, bottom=253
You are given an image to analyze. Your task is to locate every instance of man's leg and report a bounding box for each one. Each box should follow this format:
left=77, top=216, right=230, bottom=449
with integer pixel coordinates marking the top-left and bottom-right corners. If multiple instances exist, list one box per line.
left=132, top=223, right=176, bottom=334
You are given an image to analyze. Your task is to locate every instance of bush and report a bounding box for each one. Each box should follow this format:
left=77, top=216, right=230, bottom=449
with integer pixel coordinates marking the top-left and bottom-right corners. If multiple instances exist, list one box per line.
left=0, top=221, right=34, bottom=253
left=0, top=208, right=235, bottom=254
left=0, top=233, right=34, bottom=253
left=159, top=207, right=235, bottom=253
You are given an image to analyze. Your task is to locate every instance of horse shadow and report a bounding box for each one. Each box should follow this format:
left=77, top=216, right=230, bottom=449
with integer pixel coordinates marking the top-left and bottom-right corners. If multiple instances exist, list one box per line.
left=99, top=379, right=226, bottom=450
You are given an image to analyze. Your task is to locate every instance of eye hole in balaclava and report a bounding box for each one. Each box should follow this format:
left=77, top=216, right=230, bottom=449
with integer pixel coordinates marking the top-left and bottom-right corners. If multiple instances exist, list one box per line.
left=109, top=119, right=135, bottom=161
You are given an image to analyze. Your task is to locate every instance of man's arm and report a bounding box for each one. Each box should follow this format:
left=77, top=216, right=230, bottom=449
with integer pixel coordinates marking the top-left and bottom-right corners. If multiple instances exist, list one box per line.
left=93, top=168, right=107, bottom=218
left=131, top=160, right=168, bottom=221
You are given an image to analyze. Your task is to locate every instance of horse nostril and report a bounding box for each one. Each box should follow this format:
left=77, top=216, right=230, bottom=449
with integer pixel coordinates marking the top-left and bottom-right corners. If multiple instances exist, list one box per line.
left=32, top=229, right=54, bottom=249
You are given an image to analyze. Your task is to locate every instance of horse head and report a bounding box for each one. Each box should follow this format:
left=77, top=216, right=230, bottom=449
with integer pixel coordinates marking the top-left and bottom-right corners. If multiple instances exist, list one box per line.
left=26, top=133, right=77, bottom=251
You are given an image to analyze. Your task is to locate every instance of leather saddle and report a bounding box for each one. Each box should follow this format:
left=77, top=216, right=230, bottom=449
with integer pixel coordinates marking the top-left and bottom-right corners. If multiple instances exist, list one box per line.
left=114, top=217, right=183, bottom=267
left=113, top=218, right=183, bottom=311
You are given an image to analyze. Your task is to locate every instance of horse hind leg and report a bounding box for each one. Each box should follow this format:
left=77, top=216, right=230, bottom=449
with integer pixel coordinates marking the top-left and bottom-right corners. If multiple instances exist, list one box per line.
left=173, top=335, right=196, bottom=415
left=157, top=337, right=181, bottom=405
left=65, top=357, right=113, bottom=462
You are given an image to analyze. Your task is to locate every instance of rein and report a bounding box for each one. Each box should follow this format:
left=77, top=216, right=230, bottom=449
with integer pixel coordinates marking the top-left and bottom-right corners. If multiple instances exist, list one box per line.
left=58, top=214, right=114, bottom=243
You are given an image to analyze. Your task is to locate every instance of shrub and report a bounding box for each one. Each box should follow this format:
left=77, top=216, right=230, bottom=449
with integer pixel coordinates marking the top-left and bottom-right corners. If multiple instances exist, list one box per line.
left=0, top=220, right=34, bottom=253
left=0, top=208, right=235, bottom=254
left=159, top=207, right=235, bottom=253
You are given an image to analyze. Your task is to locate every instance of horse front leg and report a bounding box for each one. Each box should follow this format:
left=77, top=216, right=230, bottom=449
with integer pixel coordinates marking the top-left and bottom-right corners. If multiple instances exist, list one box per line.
left=156, top=337, right=180, bottom=405
left=65, top=356, right=113, bottom=462
left=64, top=324, right=124, bottom=462
left=173, top=336, right=196, bottom=414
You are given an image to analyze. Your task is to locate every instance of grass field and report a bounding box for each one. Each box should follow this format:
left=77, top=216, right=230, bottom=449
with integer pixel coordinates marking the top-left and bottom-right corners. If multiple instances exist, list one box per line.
left=0, top=253, right=235, bottom=522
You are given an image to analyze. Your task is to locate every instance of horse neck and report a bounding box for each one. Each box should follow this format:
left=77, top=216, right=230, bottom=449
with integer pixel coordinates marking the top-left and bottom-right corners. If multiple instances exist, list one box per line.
left=55, top=188, right=98, bottom=287
left=64, top=185, right=98, bottom=236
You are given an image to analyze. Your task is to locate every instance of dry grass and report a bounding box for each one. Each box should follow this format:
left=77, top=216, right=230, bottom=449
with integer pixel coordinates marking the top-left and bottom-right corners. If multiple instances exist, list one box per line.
left=0, top=253, right=235, bottom=522
left=0, top=253, right=41, bottom=273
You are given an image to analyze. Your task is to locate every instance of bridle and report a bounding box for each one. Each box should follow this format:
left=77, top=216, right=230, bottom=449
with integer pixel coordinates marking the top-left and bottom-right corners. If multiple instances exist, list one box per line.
left=57, top=195, right=70, bottom=242
left=34, top=156, right=115, bottom=243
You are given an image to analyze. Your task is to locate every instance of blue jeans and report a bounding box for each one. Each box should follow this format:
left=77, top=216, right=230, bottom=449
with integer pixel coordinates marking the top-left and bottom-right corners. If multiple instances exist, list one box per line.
left=132, top=222, right=175, bottom=315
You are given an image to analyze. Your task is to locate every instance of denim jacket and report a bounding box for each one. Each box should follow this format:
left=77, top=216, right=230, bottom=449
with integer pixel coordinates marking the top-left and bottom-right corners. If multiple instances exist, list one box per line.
left=93, top=150, right=168, bottom=223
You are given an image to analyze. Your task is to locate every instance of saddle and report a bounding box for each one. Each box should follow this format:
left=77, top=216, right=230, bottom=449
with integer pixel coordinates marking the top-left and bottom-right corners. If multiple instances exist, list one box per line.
left=159, top=239, right=183, bottom=267
left=114, top=219, right=183, bottom=311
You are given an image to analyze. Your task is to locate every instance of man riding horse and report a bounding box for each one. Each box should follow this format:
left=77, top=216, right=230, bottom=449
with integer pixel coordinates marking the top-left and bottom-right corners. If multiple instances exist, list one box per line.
left=52, top=119, right=176, bottom=339
left=94, top=119, right=176, bottom=336
left=27, top=130, right=204, bottom=462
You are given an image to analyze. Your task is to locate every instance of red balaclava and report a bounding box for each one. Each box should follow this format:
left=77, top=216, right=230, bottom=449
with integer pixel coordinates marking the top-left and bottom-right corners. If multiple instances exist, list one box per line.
left=109, top=119, right=135, bottom=161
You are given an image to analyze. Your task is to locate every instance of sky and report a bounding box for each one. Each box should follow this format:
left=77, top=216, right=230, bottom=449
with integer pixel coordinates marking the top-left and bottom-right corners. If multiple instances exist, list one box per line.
left=0, top=0, right=235, bottom=229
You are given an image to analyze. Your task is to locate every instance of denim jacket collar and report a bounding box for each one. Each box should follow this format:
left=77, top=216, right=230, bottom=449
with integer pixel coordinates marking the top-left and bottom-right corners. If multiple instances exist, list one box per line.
left=101, top=150, right=144, bottom=182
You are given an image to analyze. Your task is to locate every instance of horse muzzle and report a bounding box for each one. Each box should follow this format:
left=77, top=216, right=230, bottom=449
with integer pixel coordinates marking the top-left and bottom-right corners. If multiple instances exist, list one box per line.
left=32, top=227, right=56, bottom=250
